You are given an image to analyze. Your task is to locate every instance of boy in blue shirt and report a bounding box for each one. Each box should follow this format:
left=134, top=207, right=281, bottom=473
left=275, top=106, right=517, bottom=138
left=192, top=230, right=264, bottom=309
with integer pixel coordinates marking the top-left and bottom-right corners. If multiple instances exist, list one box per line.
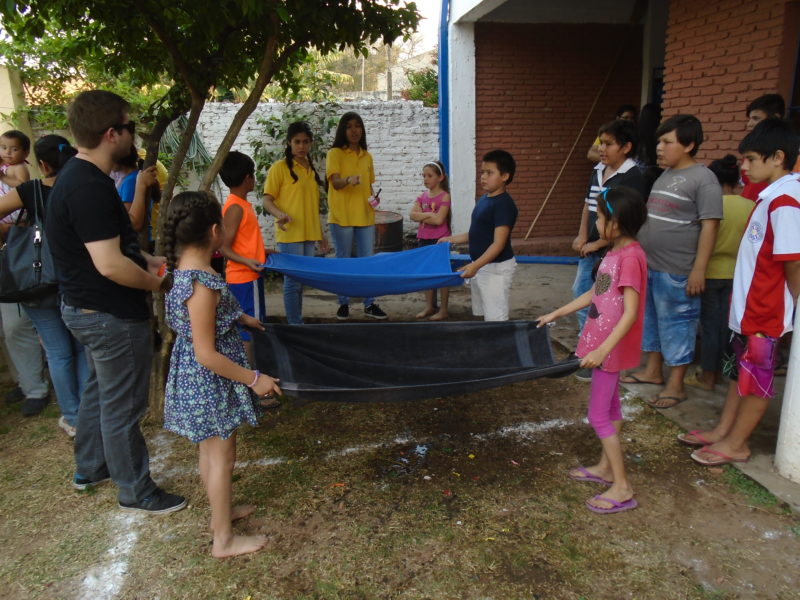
left=441, top=150, right=518, bottom=321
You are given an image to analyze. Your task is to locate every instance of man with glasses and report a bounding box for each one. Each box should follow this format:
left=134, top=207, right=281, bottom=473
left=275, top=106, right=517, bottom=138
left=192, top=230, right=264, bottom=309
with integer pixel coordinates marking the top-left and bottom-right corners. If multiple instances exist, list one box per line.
left=46, top=90, right=186, bottom=514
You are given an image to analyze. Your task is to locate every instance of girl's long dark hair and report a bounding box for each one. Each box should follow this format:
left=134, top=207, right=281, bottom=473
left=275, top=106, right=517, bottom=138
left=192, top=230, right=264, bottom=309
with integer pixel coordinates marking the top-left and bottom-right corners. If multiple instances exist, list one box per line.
left=285, top=121, right=323, bottom=187
left=162, top=191, right=223, bottom=275
left=596, top=186, right=647, bottom=240
left=34, top=134, right=77, bottom=176
left=331, top=111, right=367, bottom=150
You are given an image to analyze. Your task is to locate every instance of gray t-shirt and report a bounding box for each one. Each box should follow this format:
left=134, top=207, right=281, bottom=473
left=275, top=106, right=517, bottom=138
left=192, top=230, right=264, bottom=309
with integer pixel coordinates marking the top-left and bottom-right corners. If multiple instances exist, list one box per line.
left=638, top=163, right=723, bottom=275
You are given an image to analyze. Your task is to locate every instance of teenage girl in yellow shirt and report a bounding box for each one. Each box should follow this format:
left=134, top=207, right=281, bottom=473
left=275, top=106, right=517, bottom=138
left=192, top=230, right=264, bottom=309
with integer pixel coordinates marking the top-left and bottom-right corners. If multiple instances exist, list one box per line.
left=263, top=122, right=328, bottom=325
left=325, top=111, right=387, bottom=320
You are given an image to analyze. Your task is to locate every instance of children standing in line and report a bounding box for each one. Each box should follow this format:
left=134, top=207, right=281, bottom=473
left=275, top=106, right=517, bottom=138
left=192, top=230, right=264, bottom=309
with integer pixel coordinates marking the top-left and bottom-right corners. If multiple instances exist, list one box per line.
left=263, top=122, right=329, bottom=325
left=572, top=119, right=646, bottom=342
left=410, top=159, right=451, bottom=320
left=685, top=155, right=753, bottom=391
left=538, top=186, right=648, bottom=514
left=440, top=150, right=518, bottom=322
left=622, top=115, right=722, bottom=408
left=0, top=129, right=31, bottom=195
left=163, top=191, right=281, bottom=558
left=219, top=151, right=267, bottom=365
left=680, top=119, right=800, bottom=466
left=325, top=111, right=387, bottom=321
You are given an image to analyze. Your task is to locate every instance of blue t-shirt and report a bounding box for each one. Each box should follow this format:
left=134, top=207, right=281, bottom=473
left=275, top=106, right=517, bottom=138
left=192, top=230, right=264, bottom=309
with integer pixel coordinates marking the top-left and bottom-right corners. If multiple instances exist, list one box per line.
left=468, top=191, right=518, bottom=262
left=118, top=170, right=153, bottom=241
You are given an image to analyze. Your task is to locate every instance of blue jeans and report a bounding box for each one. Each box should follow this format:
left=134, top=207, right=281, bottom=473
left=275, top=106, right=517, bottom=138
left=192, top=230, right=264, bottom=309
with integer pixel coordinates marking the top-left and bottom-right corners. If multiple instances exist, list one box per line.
left=641, top=268, right=700, bottom=366
left=329, top=223, right=376, bottom=306
left=571, top=253, right=601, bottom=332
left=61, top=306, right=158, bottom=504
left=23, top=304, right=88, bottom=427
left=277, top=241, right=316, bottom=324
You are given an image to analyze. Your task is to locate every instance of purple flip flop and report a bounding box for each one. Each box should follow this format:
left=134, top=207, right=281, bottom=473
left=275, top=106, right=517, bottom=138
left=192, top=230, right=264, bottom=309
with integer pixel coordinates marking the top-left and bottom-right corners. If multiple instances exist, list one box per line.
left=585, top=495, right=638, bottom=514
left=568, top=466, right=612, bottom=486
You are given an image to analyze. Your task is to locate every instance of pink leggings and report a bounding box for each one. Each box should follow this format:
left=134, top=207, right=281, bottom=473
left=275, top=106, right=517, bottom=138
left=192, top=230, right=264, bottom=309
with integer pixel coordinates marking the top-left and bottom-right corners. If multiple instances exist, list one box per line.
left=587, top=369, right=622, bottom=439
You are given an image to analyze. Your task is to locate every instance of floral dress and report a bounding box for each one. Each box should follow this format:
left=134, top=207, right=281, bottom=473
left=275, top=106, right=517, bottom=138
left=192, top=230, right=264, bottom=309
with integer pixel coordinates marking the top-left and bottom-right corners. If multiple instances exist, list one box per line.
left=164, top=269, right=257, bottom=443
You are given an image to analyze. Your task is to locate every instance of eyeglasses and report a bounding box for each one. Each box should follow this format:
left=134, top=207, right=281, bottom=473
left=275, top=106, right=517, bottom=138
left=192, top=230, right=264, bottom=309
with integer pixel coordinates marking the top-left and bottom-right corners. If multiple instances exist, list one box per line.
left=106, top=121, right=136, bottom=136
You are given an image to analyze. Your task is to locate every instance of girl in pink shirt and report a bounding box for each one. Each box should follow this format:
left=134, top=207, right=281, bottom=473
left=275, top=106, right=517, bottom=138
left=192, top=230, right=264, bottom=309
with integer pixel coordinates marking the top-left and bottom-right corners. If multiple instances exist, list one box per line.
left=537, top=187, right=648, bottom=514
left=409, top=160, right=452, bottom=320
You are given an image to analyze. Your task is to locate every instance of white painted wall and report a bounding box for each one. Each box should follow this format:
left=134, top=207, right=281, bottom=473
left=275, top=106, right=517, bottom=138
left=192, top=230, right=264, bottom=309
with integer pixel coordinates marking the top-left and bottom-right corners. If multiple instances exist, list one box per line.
left=196, top=101, right=439, bottom=245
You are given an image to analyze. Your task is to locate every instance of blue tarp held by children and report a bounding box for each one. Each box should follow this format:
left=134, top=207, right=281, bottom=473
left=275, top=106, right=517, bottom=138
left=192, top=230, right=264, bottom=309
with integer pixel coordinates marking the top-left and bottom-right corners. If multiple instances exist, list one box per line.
left=253, top=320, right=579, bottom=402
left=263, top=242, right=464, bottom=298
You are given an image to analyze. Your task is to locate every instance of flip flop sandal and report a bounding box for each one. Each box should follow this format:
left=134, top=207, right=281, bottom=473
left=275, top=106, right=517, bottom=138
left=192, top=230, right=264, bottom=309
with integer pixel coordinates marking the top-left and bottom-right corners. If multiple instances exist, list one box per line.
left=690, top=446, right=749, bottom=467
left=644, top=394, right=687, bottom=409
left=257, top=395, right=281, bottom=409
left=677, top=430, right=712, bottom=446
left=621, top=374, right=664, bottom=385
left=568, top=466, right=612, bottom=485
left=585, top=495, right=638, bottom=514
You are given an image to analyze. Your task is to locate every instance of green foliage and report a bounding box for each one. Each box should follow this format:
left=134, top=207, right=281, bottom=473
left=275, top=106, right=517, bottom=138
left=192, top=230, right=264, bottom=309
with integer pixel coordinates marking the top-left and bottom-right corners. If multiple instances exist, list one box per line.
left=248, top=102, right=341, bottom=215
left=405, top=67, right=438, bottom=107
left=722, top=467, right=778, bottom=507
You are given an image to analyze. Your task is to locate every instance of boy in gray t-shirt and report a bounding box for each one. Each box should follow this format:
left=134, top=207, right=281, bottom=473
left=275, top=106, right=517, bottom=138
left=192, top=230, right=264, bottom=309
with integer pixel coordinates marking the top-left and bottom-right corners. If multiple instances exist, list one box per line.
left=622, top=115, right=722, bottom=408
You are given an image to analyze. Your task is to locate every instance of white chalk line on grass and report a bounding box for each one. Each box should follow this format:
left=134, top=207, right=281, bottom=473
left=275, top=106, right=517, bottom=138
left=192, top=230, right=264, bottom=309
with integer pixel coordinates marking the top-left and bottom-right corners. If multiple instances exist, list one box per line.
left=75, top=405, right=642, bottom=598
left=78, top=512, right=143, bottom=600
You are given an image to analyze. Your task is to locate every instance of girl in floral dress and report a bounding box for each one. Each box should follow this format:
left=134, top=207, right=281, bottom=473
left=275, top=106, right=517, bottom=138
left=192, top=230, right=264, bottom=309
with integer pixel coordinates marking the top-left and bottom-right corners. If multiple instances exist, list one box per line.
left=163, top=191, right=281, bottom=558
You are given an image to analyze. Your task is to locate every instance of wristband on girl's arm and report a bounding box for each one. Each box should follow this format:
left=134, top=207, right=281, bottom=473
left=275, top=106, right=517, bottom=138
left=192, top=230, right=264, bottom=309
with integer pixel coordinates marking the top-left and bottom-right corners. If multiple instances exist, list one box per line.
left=247, top=370, right=260, bottom=388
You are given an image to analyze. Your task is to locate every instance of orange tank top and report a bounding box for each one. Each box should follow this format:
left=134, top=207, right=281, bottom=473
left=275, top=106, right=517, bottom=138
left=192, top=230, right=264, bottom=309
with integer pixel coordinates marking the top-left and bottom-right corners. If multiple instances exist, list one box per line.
left=222, top=193, right=266, bottom=284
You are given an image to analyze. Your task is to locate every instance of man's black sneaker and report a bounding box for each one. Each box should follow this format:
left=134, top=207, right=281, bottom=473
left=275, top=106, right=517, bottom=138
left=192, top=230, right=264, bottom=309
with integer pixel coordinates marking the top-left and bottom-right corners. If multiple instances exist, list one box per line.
left=574, top=367, right=593, bottom=382
left=336, top=304, right=350, bottom=320
left=21, top=394, right=49, bottom=417
left=119, top=488, right=187, bottom=515
left=4, top=385, right=24, bottom=404
left=364, top=304, right=388, bottom=319
left=73, top=473, right=112, bottom=491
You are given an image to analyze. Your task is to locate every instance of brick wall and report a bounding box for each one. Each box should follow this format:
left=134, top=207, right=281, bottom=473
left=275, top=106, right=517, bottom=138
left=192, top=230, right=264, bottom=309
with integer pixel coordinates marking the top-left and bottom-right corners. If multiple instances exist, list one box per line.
left=196, top=101, right=439, bottom=245
left=475, top=23, right=642, bottom=246
left=662, top=0, right=797, bottom=161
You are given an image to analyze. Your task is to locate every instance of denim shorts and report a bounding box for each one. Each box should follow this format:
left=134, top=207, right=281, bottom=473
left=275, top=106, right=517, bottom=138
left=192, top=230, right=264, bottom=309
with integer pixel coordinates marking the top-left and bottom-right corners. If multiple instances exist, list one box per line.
left=641, top=268, right=700, bottom=366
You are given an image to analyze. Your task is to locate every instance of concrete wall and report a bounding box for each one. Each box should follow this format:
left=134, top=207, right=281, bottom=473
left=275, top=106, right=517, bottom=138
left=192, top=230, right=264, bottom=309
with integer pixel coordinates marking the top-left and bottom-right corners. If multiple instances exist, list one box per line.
left=661, top=0, right=800, bottom=162
left=196, top=101, right=439, bottom=245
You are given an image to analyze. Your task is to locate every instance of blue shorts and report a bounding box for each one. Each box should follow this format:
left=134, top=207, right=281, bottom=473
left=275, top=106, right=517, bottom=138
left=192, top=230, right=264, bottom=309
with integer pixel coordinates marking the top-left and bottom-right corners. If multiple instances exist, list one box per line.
left=641, top=268, right=700, bottom=366
left=228, top=279, right=266, bottom=342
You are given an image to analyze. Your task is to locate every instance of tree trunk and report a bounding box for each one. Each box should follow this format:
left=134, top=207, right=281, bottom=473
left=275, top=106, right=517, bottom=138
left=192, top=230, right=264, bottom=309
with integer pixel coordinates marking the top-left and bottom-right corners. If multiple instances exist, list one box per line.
left=146, top=94, right=206, bottom=423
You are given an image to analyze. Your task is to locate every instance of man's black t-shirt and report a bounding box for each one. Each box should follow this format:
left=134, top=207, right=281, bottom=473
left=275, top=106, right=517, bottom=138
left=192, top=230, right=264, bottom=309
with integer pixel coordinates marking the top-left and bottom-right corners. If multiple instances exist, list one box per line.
left=45, top=157, right=149, bottom=320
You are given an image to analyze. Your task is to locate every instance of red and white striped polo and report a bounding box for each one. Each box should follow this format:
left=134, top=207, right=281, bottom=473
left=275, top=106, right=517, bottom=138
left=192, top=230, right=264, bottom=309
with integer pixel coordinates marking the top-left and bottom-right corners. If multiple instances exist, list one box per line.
left=729, top=173, right=800, bottom=337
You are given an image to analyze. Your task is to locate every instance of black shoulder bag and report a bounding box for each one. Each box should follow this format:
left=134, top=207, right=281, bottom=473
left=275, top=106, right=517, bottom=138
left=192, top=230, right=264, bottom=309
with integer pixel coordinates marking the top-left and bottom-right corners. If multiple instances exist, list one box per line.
left=0, top=180, right=59, bottom=303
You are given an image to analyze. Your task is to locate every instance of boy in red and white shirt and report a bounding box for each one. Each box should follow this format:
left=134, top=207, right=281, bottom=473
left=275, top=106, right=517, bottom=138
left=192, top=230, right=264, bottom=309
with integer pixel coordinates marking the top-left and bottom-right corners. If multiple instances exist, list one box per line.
left=683, top=119, right=800, bottom=466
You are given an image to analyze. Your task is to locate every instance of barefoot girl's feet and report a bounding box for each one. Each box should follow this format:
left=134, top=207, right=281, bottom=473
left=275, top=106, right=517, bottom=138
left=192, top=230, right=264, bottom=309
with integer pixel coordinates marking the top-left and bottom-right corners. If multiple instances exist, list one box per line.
left=209, top=504, right=257, bottom=531
left=212, top=534, right=267, bottom=559
left=416, top=307, right=435, bottom=319
left=429, top=310, right=448, bottom=321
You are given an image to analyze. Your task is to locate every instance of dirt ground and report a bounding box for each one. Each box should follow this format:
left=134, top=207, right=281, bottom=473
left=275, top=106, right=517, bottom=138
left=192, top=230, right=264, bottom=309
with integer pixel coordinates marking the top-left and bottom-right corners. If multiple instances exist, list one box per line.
left=1, top=268, right=799, bottom=599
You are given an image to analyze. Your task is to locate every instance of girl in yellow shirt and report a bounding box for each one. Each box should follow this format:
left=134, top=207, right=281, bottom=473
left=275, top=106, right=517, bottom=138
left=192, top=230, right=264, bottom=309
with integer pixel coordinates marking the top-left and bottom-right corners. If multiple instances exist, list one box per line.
left=325, top=112, right=387, bottom=320
left=263, top=122, right=328, bottom=325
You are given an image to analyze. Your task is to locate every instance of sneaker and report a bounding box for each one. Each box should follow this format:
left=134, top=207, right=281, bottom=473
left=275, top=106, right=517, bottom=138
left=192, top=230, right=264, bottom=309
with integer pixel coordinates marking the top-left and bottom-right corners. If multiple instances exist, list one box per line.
left=574, top=367, right=593, bottom=382
left=58, top=416, right=77, bottom=438
left=73, top=473, right=111, bottom=491
left=119, top=488, right=187, bottom=515
left=336, top=304, right=350, bottom=320
left=364, top=303, right=388, bottom=319
left=4, top=385, right=24, bottom=404
left=21, top=394, right=49, bottom=417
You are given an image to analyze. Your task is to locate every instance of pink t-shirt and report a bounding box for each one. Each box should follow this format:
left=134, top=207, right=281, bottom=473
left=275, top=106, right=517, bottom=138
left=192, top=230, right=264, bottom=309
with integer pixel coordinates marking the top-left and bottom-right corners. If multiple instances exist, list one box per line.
left=576, top=242, right=647, bottom=372
left=415, top=190, right=451, bottom=240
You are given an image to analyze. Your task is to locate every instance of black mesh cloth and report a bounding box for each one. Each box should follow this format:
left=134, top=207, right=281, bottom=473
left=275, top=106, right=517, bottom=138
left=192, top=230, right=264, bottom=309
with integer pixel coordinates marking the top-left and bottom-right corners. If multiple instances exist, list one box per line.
left=253, top=320, right=579, bottom=402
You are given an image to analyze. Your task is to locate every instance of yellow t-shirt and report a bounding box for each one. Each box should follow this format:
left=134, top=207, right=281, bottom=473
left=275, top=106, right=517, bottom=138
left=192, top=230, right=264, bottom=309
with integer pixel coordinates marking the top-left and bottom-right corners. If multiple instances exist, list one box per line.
left=263, top=159, right=322, bottom=243
left=705, top=194, right=754, bottom=280
left=325, top=147, right=376, bottom=227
